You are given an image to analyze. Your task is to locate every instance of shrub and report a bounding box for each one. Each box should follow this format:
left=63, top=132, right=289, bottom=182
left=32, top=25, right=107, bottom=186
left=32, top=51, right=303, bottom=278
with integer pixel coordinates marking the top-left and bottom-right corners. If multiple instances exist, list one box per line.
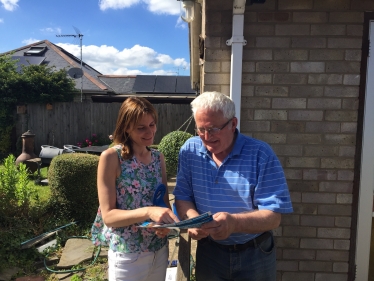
left=158, top=131, right=193, bottom=177
left=48, top=153, right=100, bottom=224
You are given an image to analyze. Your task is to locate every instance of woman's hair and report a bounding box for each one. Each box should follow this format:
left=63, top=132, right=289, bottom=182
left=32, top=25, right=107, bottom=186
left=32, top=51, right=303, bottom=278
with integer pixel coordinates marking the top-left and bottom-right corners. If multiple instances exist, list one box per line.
left=112, top=97, right=157, bottom=159
left=190, top=91, right=235, bottom=120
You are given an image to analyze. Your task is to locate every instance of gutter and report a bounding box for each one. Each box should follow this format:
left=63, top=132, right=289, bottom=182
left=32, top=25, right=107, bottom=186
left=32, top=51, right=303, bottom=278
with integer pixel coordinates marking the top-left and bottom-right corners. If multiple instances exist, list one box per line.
left=226, top=0, right=247, bottom=130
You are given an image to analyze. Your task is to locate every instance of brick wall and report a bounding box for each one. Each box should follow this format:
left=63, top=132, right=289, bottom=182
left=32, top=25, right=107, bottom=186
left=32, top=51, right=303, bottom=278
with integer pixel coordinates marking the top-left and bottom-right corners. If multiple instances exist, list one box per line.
left=202, top=0, right=374, bottom=280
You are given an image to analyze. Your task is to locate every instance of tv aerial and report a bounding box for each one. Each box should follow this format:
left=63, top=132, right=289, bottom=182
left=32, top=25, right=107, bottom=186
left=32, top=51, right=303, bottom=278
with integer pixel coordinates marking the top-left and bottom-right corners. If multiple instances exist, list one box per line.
left=56, top=26, right=84, bottom=102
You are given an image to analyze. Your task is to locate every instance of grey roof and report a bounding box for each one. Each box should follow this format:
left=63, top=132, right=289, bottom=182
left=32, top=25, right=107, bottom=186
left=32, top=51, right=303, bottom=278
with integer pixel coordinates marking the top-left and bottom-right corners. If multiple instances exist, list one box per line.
left=4, top=40, right=196, bottom=103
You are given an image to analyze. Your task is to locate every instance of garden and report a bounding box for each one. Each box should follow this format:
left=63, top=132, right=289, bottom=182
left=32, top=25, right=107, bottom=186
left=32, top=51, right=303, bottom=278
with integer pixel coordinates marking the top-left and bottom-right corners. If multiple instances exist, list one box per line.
left=0, top=130, right=193, bottom=281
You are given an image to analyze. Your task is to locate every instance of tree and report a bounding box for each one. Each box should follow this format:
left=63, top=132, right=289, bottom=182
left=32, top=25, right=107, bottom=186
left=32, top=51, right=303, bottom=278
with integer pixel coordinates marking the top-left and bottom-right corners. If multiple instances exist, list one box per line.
left=0, top=54, right=78, bottom=156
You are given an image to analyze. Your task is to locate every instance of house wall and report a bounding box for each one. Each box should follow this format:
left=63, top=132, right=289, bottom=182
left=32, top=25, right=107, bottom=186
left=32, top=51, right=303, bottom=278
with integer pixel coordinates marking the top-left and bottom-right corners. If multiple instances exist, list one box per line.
left=201, top=0, right=374, bottom=280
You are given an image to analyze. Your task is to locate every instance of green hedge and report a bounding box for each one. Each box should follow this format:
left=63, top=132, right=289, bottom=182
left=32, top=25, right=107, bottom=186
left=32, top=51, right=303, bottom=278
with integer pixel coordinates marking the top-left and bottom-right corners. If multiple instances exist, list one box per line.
left=48, top=153, right=99, bottom=224
left=158, top=131, right=193, bottom=177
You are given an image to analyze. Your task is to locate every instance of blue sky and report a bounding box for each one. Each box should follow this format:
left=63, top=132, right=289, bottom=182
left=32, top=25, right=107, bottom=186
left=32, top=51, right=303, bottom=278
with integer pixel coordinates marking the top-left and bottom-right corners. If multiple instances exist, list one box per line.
left=0, top=0, right=191, bottom=75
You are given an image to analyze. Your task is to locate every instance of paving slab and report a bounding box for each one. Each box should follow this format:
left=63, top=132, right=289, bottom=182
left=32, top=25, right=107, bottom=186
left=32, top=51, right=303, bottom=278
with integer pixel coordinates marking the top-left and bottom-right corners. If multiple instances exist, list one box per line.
left=0, top=267, right=20, bottom=281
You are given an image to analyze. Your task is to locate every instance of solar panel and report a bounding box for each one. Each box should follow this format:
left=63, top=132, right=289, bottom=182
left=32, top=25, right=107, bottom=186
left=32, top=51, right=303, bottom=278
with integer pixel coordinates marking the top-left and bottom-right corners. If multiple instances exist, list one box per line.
left=11, top=56, right=46, bottom=72
left=176, top=76, right=195, bottom=94
left=132, top=75, right=156, bottom=92
left=154, top=76, right=176, bottom=93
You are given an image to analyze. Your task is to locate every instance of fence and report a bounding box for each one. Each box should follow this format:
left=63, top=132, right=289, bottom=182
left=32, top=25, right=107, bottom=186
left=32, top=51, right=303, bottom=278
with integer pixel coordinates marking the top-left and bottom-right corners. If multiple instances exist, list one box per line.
left=16, top=102, right=195, bottom=154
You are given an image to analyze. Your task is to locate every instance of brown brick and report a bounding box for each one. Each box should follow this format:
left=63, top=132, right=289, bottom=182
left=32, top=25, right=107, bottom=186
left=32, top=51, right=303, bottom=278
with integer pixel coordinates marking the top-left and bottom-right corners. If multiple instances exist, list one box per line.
left=341, top=122, right=357, bottom=133
left=282, top=272, right=315, bottom=281
left=300, top=238, right=334, bottom=249
left=275, top=237, right=300, bottom=248
left=315, top=273, right=348, bottom=281
left=325, top=111, right=357, bottom=122
left=271, top=121, right=305, bottom=132
left=323, top=134, right=356, bottom=145
left=308, top=98, right=341, bottom=109
left=321, top=158, right=354, bottom=169
left=243, top=61, right=255, bottom=72
left=301, top=215, right=335, bottom=227
left=291, top=62, right=325, bottom=73
left=272, top=98, right=306, bottom=108
left=311, top=24, right=346, bottom=36
left=244, top=24, right=275, bottom=36
left=276, top=24, right=310, bottom=35
left=283, top=249, right=316, bottom=261
left=309, top=49, right=344, bottom=61
left=347, top=24, right=363, bottom=36
left=290, top=86, right=323, bottom=97
left=350, top=0, right=374, bottom=10
left=288, top=180, right=319, bottom=192
left=288, top=110, right=323, bottom=121
left=274, top=74, right=308, bottom=84
left=292, top=203, right=318, bottom=214
left=308, top=74, right=342, bottom=85
left=205, top=49, right=231, bottom=60
left=293, top=12, right=328, bottom=23
left=304, top=145, right=339, bottom=157
left=256, top=62, right=289, bottom=72
left=287, top=133, right=322, bottom=144
left=328, top=38, right=362, bottom=48
left=345, top=50, right=362, bottom=61
left=337, top=170, right=354, bottom=181
left=243, top=74, right=272, bottom=84
left=242, top=97, right=271, bottom=108
left=336, top=194, right=353, bottom=204
left=282, top=213, right=301, bottom=225
left=318, top=205, right=352, bottom=216
left=272, top=144, right=303, bottom=156
left=205, top=73, right=230, bottom=84
left=335, top=217, right=351, bottom=228
left=275, top=12, right=291, bottom=22
left=274, top=49, right=308, bottom=60
left=255, top=86, right=289, bottom=97
left=314, top=0, right=350, bottom=10
left=329, top=12, right=364, bottom=23
left=334, top=240, right=350, bottom=250
left=318, top=228, right=350, bottom=239
left=303, top=192, right=336, bottom=204
left=324, top=86, right=359, bottom=97
left=299, top=261, right=332, bottom=271
left=303, top=169, right=337, bottom=180
left=343, top=74, right=360, bottom=85
left=205, top=37, right=221, bottom=48
left=342, top=99, right=359, bottom=110
left=326, top=62, right=360, bottom=73
left=284, top=168, right=303, bottom=179
left=253, top=132, right=287, bottom=143
left=339, top=146, right=355, bottom=157
left=319, top=182, right=353, bottom=193
left=286, top=157, right=319, bottom=168
left=244, top=49, right=273, bottom=60
left=204, top=61, right=221, bottom=72
left=279, top=0, right=313, bottom=10
left=333, top=262, right=349, bottom=273
left=254, top=110, right=288, bottom=120
left=256, top=37, right=291, bottom=48
left=242, top=85, right=255, bottom=96
left=316, top=250, right=349, bottom=261
left=292, top=37, right=326, bottom=48
left=277, top=260, right=299, bottom=271
left=305, top=122, right=340, bottom=133
left=241, top=121, right=270, bottom=132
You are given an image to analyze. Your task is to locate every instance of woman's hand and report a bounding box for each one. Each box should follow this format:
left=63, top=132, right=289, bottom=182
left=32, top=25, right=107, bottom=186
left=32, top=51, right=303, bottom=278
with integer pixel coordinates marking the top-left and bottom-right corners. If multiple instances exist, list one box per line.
left=147, top=206, right=180, bottom=224
left=154, top=228, right=171, bottom=238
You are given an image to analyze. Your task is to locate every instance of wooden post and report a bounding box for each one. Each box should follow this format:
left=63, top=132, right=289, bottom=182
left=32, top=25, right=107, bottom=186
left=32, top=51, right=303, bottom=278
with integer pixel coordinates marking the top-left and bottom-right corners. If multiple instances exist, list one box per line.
left=177, top=230, right=191, bottom=281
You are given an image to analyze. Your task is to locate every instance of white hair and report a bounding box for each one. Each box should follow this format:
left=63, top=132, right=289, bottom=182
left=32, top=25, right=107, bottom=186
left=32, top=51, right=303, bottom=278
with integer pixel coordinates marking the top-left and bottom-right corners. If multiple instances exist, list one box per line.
left=190, top=91, right=236, bottom=120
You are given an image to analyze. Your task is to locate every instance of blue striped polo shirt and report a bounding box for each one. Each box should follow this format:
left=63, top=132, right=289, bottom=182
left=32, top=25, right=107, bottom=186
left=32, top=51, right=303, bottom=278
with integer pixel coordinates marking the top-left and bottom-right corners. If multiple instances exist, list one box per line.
left=173, top=130, right=293, bottom=245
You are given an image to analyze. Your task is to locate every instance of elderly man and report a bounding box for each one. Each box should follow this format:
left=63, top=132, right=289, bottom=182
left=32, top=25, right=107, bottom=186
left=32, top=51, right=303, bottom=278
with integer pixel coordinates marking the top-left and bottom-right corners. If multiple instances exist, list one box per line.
left=173, top=91, right=293, bottom=281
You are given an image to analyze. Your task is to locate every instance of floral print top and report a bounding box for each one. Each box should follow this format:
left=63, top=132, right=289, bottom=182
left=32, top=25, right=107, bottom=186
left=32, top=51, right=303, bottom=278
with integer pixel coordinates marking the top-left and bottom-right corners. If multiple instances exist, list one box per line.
left=91, top=145, right=167, bottom=253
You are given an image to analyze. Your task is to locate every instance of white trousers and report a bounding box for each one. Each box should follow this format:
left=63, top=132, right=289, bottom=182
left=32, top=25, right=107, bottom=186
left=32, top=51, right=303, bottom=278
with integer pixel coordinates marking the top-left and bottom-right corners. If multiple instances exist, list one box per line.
left=108, top=245, right=168, bottom=281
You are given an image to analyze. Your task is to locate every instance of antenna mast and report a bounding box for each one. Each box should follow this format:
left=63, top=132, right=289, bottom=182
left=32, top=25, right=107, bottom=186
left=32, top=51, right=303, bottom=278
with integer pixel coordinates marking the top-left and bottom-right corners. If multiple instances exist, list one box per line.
left=56, top=28, right=84, bottom=102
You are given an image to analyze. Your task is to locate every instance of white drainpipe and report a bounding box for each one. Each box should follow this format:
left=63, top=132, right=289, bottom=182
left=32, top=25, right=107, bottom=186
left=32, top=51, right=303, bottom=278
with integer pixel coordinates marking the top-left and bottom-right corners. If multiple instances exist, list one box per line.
left=226, top=0, right=247, bottom=131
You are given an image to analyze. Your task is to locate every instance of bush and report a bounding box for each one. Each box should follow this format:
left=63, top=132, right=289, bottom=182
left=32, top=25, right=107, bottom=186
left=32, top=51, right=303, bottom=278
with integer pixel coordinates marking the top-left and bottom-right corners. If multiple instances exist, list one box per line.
left=48, top=153, right=100, bottom=224
left=158, top=131, right=193, bottom=177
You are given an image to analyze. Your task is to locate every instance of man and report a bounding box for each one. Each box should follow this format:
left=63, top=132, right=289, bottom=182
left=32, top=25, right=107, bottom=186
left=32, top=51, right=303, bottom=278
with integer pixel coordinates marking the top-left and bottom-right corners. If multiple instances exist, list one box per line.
left=173, top=91, right=293, bottom=281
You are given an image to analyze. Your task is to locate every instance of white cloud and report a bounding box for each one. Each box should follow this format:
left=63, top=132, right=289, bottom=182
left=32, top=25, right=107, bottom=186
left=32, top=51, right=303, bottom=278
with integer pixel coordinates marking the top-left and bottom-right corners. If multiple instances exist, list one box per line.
left=0, top=0, right=18, bottom=11
left=0, top=18, right=3, bottom=23
left=22, top=38, right=41, bottom=45
left=99, top=0, right=180, bottom=15
left=41, top=27, right=62, bottom=34
left=56, top=43, right=189, bottom=75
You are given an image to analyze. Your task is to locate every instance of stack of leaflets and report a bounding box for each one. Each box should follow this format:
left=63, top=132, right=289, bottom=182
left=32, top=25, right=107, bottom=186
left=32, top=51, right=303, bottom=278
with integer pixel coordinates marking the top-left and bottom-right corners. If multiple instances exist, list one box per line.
left=139, top=212, right=213, bottom=229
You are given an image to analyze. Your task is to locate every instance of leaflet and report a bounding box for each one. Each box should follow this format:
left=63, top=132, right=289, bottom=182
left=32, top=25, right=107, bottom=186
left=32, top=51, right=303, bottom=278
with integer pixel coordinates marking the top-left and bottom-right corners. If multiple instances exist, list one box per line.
left=139, top=212, right=213, bottom=229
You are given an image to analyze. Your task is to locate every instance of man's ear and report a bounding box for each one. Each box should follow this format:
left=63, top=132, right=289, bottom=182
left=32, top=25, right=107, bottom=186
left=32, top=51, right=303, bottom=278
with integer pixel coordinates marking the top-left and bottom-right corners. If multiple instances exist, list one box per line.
left=231, top=117, right=238, bottom=131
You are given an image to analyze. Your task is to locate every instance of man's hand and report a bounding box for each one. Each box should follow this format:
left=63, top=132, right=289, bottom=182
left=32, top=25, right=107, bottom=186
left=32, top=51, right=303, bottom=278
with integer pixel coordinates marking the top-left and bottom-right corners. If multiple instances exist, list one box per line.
left=201, top=212, right=236, bottom=240
left=187, top=228, right=209, bottom=240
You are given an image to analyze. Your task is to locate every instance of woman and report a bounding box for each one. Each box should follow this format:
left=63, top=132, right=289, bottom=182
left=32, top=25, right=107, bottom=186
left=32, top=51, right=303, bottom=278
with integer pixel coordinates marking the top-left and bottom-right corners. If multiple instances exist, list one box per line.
left=91, top=97, right=178, bottom=281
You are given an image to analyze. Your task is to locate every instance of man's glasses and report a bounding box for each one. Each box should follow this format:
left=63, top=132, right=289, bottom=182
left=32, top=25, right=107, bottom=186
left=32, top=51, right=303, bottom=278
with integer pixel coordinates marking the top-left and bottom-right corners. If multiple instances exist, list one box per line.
left=195, top=119, right=232, bottom=136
